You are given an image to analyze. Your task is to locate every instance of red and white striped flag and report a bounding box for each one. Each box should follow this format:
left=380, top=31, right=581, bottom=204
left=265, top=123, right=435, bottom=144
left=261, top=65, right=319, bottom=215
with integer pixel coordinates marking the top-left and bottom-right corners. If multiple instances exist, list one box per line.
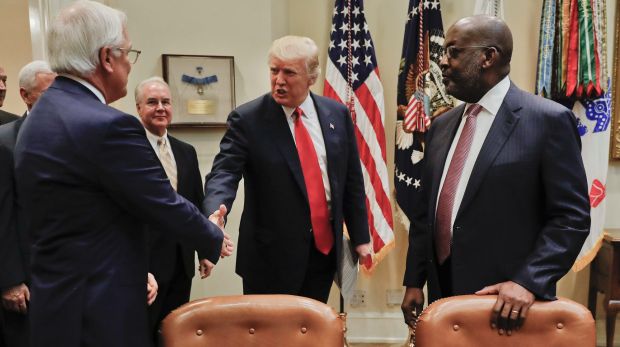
left=323, top=0, right=394, bottom=271
left=404, top=92, right=431, bottom=133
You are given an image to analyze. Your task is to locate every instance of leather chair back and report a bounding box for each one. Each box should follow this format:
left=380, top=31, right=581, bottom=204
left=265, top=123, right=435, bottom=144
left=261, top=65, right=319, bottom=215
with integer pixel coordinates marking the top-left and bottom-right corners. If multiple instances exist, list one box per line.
left=413, top=295, right=594, bottom=347
left=161, top=294, right=344, bottom=347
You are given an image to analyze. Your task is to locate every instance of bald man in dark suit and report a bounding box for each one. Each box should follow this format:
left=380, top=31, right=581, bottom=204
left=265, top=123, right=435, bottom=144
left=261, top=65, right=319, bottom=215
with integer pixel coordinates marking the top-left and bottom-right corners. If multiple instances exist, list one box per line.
left=402, top=15, right=590, bottom=336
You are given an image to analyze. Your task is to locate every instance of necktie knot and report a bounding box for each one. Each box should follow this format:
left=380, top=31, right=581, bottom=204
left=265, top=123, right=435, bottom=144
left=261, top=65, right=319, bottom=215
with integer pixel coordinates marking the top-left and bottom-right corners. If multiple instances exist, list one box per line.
left=157, top=137, right=166, bottom=147
left=294, top=107, right=303, bottom=122
left=466, top=103, right=483, bottom=118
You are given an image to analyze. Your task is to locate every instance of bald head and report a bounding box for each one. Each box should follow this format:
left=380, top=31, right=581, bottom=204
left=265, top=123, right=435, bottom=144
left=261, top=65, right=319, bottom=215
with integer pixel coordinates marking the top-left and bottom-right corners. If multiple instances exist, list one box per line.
left=440, top=15, right=513, bottom=102
left=451, top=15, right=513, bottom=67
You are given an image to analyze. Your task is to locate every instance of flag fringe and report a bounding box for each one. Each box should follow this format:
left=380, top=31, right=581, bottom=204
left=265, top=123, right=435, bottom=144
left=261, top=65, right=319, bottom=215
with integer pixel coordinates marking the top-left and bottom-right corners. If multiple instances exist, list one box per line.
left=361, top=239, right=396, bottom=275
left=393, top=191, right=411, bottom=230
left=571, top=231, right=605, bottom=272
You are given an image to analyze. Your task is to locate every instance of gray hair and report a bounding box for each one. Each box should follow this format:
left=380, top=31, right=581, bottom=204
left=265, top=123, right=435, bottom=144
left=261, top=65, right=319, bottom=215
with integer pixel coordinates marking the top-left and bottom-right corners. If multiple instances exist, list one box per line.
left=134, top=76, right=169, bottom=103
left=18, top=60, right=54, bottom=91
left=47, top=0, right=127, bottom=77
left=268, top=35, right=321, bottom=80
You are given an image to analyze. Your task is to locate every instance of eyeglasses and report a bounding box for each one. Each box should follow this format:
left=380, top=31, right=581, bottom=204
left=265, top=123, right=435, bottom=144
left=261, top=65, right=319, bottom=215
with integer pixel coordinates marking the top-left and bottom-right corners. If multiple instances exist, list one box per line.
left=114, top=47, right=142, bottom=64
left=443, top=45, right=498, bottom=59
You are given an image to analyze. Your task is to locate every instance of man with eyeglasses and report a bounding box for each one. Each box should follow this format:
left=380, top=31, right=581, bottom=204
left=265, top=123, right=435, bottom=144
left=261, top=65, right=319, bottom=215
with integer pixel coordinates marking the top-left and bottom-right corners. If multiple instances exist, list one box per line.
left=402, top=15, right=589, bottom=337
left=14, top=2, right=231, bottom=347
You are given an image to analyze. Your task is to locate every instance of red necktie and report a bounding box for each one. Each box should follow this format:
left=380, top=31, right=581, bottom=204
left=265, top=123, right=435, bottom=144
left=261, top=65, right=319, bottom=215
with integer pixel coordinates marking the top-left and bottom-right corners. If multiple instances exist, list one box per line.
left=434, top=103, right=483, bottom=264
left=293, top=107, right=334, bottom=255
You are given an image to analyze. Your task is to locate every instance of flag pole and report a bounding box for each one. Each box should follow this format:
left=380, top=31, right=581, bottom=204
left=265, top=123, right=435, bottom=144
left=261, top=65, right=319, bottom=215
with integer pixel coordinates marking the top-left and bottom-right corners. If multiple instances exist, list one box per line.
left=339, top=293, right=350, bottom=347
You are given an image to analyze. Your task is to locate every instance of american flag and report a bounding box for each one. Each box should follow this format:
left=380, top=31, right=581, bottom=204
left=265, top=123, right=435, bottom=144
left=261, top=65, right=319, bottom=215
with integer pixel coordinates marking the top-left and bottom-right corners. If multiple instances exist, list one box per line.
left=323, top=0, right=394, bottom=271
left=395, top=0, right=451, bottom=228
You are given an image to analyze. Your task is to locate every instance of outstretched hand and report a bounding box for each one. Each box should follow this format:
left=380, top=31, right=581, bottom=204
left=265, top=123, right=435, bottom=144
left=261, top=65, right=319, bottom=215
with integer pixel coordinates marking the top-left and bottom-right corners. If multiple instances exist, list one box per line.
left=220, top=232, right=234, bottom=258
left=208, top=204, right=234, bottom=258
left=475, top=281, right=535, bottom=336
left=208, top=204, right=227, bottom=230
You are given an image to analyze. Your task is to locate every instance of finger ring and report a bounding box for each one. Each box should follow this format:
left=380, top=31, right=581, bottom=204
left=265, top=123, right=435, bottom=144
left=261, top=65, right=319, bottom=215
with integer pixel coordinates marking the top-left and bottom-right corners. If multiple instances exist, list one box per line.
left=512, top=310, right=519, bottom=314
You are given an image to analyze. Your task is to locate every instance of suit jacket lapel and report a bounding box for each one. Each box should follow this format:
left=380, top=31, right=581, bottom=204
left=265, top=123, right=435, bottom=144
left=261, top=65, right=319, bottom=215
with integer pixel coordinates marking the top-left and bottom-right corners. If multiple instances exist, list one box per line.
left=457, top=84, right=521, bottom=215
left=266, top=95, right=308, bottom=200
left=429, top=104, right=465, bottom=220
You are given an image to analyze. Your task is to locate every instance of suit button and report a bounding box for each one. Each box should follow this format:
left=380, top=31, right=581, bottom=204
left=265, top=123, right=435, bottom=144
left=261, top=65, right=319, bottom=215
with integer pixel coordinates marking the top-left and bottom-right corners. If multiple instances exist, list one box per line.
left=249, top=328, right=255, bottom=334
left=196, top=329, right=203, bottom=336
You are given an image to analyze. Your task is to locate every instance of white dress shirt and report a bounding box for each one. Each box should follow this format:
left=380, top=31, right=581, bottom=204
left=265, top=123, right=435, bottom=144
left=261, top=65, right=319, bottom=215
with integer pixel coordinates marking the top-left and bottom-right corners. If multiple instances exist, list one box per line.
left=282, top=94, right=332, bottom=210
left=436, top=75, right=511, bottom=233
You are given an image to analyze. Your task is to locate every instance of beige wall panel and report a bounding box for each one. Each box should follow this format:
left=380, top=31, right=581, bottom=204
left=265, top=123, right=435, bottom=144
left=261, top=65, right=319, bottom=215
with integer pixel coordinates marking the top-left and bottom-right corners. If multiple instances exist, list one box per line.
left=0, top=0, right=32, bottom=115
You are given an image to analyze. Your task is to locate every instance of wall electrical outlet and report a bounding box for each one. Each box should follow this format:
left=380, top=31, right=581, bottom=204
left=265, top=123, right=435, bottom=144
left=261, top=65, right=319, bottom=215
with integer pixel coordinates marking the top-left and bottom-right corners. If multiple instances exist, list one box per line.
left=349, top=290, right=366, bottom=307
left=386, top=289, right=404, bottom=306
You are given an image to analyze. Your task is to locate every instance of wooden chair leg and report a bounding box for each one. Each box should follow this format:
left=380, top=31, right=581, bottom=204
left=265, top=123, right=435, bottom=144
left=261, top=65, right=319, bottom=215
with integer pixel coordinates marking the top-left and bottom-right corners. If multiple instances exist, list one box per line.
left=589, top=289, right=597, bottom=317
left=605, top=301, right=620, bottom=347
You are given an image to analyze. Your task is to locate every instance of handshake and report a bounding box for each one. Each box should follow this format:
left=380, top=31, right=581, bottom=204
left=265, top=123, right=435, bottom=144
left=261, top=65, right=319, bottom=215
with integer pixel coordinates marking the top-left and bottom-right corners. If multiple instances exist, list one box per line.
left=147, top=204, right=234, bottom=306
left=198, top=204, right=234, bottom=279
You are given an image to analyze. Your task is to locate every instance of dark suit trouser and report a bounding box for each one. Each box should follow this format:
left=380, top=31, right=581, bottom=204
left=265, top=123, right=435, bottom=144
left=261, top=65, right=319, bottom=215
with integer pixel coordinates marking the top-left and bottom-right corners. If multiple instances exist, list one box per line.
left=149, top=253, right=192, bottom=347
left=437, top=256, right=453, bottom=298
left=0, top=307, right=29, bottom=347
left=243, top=242, right=336, bottom=303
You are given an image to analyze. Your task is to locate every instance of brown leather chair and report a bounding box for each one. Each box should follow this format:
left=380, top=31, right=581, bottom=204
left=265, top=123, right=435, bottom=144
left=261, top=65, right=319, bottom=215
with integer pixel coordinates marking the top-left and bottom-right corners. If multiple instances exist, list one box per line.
left=412, top=295, right=595, bottom=347
left=160, top=294, right=344, bottom=347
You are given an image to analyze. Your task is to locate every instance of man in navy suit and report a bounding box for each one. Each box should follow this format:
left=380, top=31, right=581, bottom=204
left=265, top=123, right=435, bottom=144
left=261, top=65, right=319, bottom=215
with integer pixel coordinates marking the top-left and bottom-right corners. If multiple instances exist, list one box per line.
left=401, top=15, right=590, bottom=336
left=204, top=35, right=371, bottom=303
left=0, top=60, right=55, bottom=347
left=14, top=2, right=231, bottom=347
left=134, top=77, right=227, bottom=346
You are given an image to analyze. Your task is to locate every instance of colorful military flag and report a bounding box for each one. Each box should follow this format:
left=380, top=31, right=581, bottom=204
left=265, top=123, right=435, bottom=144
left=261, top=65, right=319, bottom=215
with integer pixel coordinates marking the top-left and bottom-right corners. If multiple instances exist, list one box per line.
left=536, top=0, right=609, bottom=271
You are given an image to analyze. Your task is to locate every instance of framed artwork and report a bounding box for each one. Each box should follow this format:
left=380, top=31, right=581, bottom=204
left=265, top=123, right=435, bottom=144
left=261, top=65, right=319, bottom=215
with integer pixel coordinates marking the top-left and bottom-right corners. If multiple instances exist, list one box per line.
left=162, top=54, right=235, bottom=127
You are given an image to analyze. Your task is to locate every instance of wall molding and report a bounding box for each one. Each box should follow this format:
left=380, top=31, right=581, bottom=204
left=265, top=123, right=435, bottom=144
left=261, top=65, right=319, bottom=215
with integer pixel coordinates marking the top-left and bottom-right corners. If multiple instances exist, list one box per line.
left=344, top=311, right=409, bottom=344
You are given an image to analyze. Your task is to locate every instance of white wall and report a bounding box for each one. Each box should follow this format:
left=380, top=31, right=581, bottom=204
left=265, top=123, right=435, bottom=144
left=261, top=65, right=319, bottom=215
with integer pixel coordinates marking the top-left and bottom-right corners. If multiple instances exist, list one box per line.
left=15, top=0, right=620, bottom=343
left=0, top=0, right=32, bottom=115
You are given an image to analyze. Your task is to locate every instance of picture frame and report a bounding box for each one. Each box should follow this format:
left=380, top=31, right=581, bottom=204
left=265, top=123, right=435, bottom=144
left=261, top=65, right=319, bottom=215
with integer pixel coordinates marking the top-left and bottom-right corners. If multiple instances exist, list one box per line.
left=162, top=54, right=235, bottom=128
